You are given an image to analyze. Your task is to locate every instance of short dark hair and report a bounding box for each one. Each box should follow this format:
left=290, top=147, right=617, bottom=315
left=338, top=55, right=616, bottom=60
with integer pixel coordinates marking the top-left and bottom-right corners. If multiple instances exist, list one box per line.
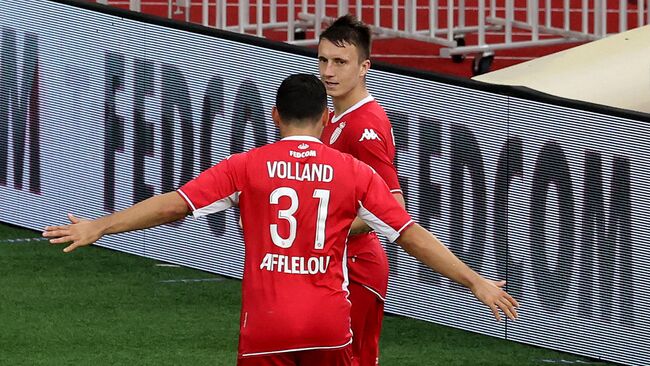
left=319, top=14, right=371, bottom=61
left=275, top=74, right=327, bottom=125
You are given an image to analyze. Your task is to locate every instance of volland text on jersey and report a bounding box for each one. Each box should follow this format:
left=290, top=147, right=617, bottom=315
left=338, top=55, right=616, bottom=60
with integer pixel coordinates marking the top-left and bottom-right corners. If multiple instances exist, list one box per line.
left=267, top=161, right=333, bottom=182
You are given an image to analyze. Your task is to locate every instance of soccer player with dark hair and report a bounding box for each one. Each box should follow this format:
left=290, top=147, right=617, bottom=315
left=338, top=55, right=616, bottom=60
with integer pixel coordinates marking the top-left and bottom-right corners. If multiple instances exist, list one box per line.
left=43, top=73, right=517, bottom=366
left=318, top=14, right=423, bottom=365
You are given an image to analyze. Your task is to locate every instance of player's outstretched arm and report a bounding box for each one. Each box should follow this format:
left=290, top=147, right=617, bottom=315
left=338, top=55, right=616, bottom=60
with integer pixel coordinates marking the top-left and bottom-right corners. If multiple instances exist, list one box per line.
left=350, top=192, right=405, bottom=235
left=396, top=224, right=519, bottom=321
left=42, top=192, right=189, bottom=253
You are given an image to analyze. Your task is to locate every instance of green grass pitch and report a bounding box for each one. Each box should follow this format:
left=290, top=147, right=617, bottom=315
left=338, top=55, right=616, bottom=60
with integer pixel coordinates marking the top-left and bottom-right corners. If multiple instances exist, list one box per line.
left=0, top=223, right=614, bottom=365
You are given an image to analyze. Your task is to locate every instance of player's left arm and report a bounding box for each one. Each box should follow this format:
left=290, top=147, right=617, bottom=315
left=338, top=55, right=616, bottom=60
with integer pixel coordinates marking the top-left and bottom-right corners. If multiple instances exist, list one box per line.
left=396, top=224, right=519, bottom=321
left=350, top=192, right=403, bottom=234
left=357, top=170, right=519, bottom=321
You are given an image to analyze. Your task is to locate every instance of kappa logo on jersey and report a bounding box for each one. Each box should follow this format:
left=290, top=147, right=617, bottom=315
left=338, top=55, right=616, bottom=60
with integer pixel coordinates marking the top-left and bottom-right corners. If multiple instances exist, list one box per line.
left=298, top=143, right=309, bottom=150
left=289, top=150, right=317, bottom=158
left=359, top=128, right=381, bottom=142
left=329, top=122, right=346, bottom=144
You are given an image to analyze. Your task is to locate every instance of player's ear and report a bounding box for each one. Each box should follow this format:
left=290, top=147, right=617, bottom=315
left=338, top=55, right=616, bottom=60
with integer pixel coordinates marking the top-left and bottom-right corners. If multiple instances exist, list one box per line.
left=320, top=108, right=328, bottom=127
left=360, top=59, right=371, bottom=78
left=272, top=106, right=281, bottom=128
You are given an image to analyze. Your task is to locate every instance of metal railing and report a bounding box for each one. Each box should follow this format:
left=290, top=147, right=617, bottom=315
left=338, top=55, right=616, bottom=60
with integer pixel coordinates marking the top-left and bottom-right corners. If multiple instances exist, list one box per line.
left=118, top=0, right=650, bottom=74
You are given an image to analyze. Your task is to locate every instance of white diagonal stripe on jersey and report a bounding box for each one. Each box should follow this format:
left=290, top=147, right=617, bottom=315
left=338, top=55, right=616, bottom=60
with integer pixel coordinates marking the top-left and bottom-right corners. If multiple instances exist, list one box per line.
left=192, top=191, right=241, bottom=218
left=357, top=200, right=401, bottom=242
left=331, top=95, right=374, bottom=123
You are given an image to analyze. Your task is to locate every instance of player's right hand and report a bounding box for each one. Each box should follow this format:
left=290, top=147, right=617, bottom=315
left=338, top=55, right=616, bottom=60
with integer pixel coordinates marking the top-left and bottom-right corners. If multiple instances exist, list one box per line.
left=42, top=213, right=102, bottom=253
left=471, top=279, right=519, bottom=321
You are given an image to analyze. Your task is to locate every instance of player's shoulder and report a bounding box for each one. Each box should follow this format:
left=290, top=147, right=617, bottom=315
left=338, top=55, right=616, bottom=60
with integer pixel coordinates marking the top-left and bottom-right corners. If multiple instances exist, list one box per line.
left=246, top=140, right=286, bottom=155
left=328, top=148, right=375, bottom=174
left=320, top=144, right=356, bottom=163
left=347, top=101, right=390, bottom=129
left=226, top=143, right=275, bottom=165
left=320, top=143, right=352, bottom=159
left=363, top=98, right=388, bottom=115
left=342, top=105, right=392, bottom=146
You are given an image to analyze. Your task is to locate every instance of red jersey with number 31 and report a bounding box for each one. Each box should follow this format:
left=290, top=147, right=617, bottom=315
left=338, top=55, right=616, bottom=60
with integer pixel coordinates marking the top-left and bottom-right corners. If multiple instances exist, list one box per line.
left=177, top=136, right=413, bottom=357
left=321, top=96, right=402, bottom=299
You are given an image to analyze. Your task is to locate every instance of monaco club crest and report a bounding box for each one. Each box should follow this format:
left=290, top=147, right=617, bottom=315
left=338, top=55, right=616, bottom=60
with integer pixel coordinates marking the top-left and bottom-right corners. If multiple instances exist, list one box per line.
left=329, top=122, right=346, bottom=144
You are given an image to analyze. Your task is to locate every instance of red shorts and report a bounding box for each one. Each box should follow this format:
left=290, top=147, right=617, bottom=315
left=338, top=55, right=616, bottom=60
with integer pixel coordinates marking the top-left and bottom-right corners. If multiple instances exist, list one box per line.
left=237, top=345, right=352, bottom=366
left=346, top=232, right=389, bottom=298
left=348, top=282, right=384, bottom=366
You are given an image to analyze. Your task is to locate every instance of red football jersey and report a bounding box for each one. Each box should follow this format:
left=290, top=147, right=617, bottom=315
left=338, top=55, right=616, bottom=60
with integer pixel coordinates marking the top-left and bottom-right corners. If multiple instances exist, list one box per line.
left=321, top=96, right=402, bottom=299
left=177, top=136, right=413, bottom=357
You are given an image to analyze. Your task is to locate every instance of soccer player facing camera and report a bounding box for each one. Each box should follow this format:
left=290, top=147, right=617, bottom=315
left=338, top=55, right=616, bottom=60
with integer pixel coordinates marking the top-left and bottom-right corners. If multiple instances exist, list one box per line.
left=318, top=15, right=403, bottom=366
left=43, top=74, right=518, bottom=366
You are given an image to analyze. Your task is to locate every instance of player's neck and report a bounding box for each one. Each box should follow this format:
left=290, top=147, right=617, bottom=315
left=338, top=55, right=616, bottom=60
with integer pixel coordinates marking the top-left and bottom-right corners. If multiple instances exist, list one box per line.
left=279, top=126, right=323, bottom=140
left=332, top=86, right=369, bottom=116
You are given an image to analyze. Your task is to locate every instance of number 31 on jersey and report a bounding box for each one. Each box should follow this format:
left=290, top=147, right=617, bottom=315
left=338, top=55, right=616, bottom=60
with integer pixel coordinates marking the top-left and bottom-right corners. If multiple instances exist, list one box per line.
left=269, top=187, right=330, bottom=249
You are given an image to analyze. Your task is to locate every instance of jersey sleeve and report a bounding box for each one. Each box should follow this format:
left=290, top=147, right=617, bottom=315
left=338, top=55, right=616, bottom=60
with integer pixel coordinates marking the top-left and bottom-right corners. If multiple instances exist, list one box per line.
left=177, top=152, right=247, bottom=218
left=348, top=122, right=402, bottom=194
left=355, top=162, right=413, bottom=242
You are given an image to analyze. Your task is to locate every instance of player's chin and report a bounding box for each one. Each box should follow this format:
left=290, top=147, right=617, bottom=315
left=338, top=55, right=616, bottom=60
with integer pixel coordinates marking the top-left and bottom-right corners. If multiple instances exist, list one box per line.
left=325, top=87, right=344, bottom=97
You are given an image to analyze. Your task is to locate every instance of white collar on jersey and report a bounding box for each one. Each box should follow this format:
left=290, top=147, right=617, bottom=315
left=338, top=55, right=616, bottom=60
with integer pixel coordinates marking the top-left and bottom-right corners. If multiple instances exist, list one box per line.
left=331, top=94, right=375, bottom=123
left=281, top=135, right=323, bottom=143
